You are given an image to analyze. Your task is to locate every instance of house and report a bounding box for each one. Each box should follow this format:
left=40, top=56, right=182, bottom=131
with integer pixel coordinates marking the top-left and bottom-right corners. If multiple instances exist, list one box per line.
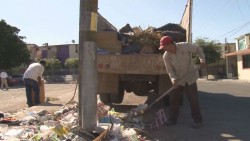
left=38, top=44, right=79, bottom=64
left=224, top=33, right=250, bottom=81
left=26, top=44, right=39, bottom=61
left=33, top=12, right=118, bottom=64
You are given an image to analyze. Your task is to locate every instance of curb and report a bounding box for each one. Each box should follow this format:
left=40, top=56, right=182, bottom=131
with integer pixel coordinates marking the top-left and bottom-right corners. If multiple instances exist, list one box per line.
left=198, top=78, right=250, bottom=83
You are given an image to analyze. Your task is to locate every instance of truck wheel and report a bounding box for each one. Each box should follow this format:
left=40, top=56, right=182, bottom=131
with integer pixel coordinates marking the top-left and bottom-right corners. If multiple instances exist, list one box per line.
left=111, top=89, right=124, bottom=103
left=99, top=93, right=111, bottom=104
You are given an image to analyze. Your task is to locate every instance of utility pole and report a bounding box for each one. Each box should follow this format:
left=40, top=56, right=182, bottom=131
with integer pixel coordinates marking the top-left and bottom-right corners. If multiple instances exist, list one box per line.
left=225, top=38, right=229, bottom=78
left=78, top=0, right=98, bottom=130
left=189, top=0, right=193, bottom=43
left=180, top=0, right=193, bottom=43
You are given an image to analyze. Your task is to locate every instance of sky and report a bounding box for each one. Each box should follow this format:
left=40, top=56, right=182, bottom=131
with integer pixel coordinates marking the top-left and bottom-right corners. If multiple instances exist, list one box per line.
left=0, top=0, right=250, bottom=46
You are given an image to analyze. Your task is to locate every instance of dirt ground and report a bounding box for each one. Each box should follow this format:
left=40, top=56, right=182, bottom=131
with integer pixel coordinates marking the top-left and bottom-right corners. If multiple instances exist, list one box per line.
left=1, top=80, right=250, bottom=141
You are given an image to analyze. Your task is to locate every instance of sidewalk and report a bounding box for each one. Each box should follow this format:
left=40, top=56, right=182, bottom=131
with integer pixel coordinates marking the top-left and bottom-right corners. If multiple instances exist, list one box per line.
left=198, top=78, right=250, bottom=83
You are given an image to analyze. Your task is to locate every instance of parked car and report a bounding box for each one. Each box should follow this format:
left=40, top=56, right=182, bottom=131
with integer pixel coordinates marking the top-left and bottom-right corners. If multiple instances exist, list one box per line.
left=7, top=74, right=24, bottom=86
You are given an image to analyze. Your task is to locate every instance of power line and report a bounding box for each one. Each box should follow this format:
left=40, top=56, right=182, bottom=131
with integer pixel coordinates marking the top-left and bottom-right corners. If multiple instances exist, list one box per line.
left=246, top=0, right=250, bottom=10
left=235, top=0, right=245, bottom=22
left=226, top=23, right=249, bottom=38
left=215, top=21, right=250, bottom=39
left=194, top=0, right=233, bottom=28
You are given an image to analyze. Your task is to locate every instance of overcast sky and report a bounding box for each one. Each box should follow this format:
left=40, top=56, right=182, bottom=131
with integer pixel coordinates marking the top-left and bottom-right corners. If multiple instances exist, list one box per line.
left=0, top=0, right=250, bottom=46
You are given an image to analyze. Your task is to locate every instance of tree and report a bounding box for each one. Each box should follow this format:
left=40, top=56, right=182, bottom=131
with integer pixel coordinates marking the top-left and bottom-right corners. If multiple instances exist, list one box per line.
left=194, top=37, right=222, bottom=64
left=0, top=20, right=30, bottom=69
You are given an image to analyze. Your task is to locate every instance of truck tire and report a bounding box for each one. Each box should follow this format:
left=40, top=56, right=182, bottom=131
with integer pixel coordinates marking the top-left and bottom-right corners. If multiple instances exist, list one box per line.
left=99, top=93, right=111, bottom=104
left=158, top=75, right=172, bottom=106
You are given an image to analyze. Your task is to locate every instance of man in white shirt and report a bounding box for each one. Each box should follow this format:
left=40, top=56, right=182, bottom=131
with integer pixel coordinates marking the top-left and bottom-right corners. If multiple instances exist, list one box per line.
left=159, top=36, right=207, bottom=128
left=0, top=70, right=9, bottom=90
left=23, top=60, right=46, bottom=107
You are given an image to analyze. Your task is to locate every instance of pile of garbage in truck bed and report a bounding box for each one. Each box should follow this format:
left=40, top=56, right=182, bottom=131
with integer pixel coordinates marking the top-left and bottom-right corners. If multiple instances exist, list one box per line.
left=0, top=96, right=162, bottom=141
left=97, top=23, right=186, bottom=55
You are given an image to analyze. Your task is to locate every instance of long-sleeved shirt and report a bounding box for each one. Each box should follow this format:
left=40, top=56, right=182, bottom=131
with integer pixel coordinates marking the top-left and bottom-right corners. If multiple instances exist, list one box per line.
left=163, top=42, right=206, bottom=86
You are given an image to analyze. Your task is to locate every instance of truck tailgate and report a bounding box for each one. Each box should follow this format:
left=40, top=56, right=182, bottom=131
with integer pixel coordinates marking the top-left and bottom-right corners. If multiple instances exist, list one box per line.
left=97, top=54, right=167, bottom=74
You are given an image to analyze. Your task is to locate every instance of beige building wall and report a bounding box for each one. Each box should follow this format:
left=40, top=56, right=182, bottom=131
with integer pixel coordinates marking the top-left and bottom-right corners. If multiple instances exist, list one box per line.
left=36, top=47, right=45, bottom=59
left=47, top=46, right=57, bottom=58
left=26, top=44, right=38, bottom=60
left=69, top=44, right=79, bottom=58
left=245, top=35, right=250, bottom=48
left=237, top=56, right=250, bottom=81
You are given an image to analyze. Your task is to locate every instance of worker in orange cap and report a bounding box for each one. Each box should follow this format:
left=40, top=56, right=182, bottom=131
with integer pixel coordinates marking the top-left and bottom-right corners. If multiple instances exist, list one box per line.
left=159, top=36, right=206, bottom=128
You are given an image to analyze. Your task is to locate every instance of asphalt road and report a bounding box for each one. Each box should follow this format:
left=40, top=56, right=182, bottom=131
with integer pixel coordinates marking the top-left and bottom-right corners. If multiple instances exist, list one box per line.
left=149, top=79, right=250, bottom=141
left=0, top=79, right=250, bottom=141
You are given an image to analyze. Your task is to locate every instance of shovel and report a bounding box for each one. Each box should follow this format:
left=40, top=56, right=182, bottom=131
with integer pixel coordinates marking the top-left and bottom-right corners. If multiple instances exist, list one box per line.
left=126, top=69, right=198, bottom=120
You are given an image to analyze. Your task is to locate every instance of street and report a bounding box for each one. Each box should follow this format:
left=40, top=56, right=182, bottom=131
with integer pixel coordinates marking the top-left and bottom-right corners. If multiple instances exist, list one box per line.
left=150, top=79, right=250, bottom=141
left=0, top=80, right=250, bottom=141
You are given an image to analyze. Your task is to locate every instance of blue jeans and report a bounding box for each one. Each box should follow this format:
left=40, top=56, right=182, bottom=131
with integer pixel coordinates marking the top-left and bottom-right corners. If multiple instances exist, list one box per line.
left=24, top=78, right=40, bottom=107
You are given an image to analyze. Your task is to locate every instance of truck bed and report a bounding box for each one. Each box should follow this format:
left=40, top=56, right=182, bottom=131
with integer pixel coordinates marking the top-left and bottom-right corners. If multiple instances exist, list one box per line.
left=97, top=54, right=167, bottom=74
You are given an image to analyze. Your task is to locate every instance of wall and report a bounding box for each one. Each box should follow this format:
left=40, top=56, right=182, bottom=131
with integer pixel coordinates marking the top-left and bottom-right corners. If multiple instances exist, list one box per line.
left=47, top=46, right=57, bottom=58
left=237, top=56, right=250, bottom=81
left=26, top=44, right=38, bottom=60
left=246, top=35, right=250, bottom=47
left=36, top=48, right=45, bottom=59
left=69, top=44, right=79, bottom=58
left=56, top=45, right=69, bottom=64
left=226, top=56, right=237, bottom=78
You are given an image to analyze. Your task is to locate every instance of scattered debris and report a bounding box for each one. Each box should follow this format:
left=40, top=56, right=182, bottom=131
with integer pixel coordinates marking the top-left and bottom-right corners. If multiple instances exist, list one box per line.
left=0, top=96, right=161, bottom=141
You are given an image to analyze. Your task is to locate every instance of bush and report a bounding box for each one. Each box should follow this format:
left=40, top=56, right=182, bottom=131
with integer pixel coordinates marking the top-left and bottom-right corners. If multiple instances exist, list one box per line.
left=45, top=58, right=61, bottom=70
left=43, top=58, right=61, bottom=75
left=64, top=58, right=79, bottom=68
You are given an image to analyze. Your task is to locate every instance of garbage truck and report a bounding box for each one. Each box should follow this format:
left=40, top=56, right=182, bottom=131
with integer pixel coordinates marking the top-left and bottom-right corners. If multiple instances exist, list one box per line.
left=96, top=23, right=186, bottom=104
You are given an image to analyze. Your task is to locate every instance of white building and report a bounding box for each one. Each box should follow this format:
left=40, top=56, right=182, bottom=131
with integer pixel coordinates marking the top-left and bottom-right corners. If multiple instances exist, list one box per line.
left=225, top=33, right=250, bottom=81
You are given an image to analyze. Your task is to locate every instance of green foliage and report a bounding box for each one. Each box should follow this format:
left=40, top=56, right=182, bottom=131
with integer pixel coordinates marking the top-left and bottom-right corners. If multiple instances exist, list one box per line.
left=64, top=58, right=79, bottom=68
left=0, top=20, right=30, bottom=69
left=130, top=30, right=163, bottom=54
left=194, top=37, right=222, bottom=64
left=44, top=58, right=61, bottom=70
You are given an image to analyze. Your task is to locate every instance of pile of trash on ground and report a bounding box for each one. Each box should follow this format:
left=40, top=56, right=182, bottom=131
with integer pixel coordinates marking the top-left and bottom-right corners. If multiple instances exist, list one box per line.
left=0, top=96, right=165, bottom=141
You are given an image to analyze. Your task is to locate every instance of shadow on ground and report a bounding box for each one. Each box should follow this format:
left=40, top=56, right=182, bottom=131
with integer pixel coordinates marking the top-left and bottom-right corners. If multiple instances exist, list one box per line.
left=109, top=90, right=250, bottom=141
left=39, top=101, right=63, bottom=107
left=110, top=104, right=137, bottom=113
left=197, top=91, right=250, bottom=141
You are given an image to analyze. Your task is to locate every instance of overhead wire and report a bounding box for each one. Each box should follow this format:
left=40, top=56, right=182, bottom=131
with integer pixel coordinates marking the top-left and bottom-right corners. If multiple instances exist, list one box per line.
left=194, top=0, right=233, bottom=28
left=194, top=0, right=250, bottom=42
left=226, top=23, right=250, bottom=37
left=193, top=0, right=236, bottom=41
left=215, top=21, right=250, bottom=39
left=216, top=0, right=250, bottom=40
left=246, top=0, right=250, bottom=10
left=235, top=0, right=245, bottom=22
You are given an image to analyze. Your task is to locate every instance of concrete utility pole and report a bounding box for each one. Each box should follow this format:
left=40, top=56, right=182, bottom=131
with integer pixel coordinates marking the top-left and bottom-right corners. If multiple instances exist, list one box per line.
left=189, top=0, right=193, bottom=43
left=78, top=0, right=98, bottom=130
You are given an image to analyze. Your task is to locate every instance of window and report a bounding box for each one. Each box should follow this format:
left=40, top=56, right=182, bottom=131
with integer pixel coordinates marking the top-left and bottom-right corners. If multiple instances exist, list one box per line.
left=243, top=54, right=250, bottom=68
left=238, top=38, right=245, bottom=50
